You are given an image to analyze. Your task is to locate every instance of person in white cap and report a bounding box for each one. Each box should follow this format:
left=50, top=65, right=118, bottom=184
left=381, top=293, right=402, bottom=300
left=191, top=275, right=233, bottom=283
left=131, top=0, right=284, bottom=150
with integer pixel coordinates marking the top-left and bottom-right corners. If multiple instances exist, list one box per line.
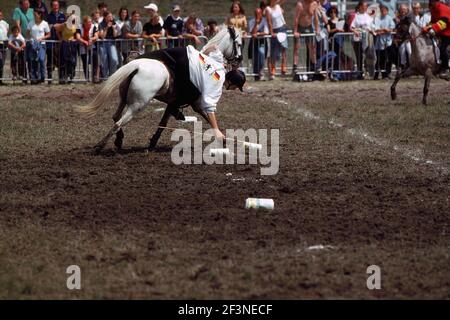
left=163, top=4, right=184, bottom=48
left=142, top=2, right=164, bottom=52
left=144, top=3, right=164, bottom=27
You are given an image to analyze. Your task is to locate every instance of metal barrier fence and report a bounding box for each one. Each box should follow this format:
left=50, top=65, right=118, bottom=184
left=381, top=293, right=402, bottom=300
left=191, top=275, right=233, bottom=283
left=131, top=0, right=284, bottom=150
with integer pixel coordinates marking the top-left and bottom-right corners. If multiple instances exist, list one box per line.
left=0, top=32, right=407, bottom=84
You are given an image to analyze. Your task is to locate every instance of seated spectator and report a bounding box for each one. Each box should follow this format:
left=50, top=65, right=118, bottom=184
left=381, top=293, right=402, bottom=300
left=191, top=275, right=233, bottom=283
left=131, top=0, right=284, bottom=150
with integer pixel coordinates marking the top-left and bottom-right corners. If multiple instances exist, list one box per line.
left=98, top=11, right=119, bottom=78
left=248, top=7, right=269, bottom=81
left=116, top=7, right=129, bottom=64
left=8, top=25, right=27, bottom=81
left=46, top=0, right=66, bottom=84
left=122, top=10, right=143, bottom=60
left=54, top=11, right=79, bottom=84
left=183, top=13, right=204, bottom=46
left=26, top=9, right=50, bottom=84
left=373, top=4, right=395, bottom=79
left=0, top=9, right=9, bottom=85
left=30, top=0, right=48, bottom=19
left=76, top=15, right=99, bottom=81
left=204, top=19, right=219, bottom=39
left=164, top=4, right=184, bottom=48
left=227, top=1, right=248, bottom=36
left=142, top=3, right=163, bottom=53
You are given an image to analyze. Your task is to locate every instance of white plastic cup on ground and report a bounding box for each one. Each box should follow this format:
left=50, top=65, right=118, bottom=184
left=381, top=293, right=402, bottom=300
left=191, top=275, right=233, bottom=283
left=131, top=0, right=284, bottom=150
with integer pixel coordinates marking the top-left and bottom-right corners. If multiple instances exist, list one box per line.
left=243, top=142, right=263, bottom=150
left=210, top=148, right=230, bottom=156
left=182, top=116, right=198, bottom=123
left=245, top=198, right=275, bottom=210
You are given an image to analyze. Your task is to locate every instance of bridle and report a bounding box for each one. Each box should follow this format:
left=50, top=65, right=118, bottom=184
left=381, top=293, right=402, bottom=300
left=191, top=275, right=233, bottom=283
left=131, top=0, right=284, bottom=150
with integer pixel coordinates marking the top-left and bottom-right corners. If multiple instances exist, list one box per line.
left=226, top=26, right=243, bottom=67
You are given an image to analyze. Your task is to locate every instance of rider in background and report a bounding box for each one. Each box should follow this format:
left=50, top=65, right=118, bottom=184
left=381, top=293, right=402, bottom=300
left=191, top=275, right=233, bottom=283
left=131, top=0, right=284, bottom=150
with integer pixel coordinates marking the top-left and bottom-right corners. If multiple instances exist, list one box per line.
left=423, top=0, right=450, bottom=80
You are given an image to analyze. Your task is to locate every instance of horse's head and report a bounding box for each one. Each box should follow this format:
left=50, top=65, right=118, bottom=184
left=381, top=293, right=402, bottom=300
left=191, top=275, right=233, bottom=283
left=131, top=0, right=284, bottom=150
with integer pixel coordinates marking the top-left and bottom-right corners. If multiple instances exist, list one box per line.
left=224, top=26, right=243, bottom=67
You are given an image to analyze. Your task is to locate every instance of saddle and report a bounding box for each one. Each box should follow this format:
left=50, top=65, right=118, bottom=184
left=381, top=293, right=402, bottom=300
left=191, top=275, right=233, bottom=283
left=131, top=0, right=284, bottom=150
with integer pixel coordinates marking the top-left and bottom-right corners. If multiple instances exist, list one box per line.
left=137, top=47, right=201, bottom=110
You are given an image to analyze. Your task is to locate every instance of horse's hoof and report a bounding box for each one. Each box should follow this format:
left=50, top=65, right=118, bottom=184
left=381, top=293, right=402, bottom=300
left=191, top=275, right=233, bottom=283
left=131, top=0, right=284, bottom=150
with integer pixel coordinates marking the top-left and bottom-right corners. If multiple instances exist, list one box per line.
left=114, top=138, right=123, bottom=150
left=93, top=145, right=104, bottom=154
left=391, top=92, right=396, bottom=100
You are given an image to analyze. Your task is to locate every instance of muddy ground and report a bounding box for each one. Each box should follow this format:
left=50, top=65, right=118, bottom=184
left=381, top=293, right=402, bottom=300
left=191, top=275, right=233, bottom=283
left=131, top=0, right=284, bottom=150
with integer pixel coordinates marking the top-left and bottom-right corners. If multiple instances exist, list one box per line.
left=0, top=78, right=449, bottom=299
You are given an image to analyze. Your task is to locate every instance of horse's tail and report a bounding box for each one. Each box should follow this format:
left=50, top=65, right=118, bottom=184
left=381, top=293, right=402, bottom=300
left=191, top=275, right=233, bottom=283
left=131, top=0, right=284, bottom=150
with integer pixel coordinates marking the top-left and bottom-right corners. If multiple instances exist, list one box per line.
left=76, top=60, right=142, bottom=118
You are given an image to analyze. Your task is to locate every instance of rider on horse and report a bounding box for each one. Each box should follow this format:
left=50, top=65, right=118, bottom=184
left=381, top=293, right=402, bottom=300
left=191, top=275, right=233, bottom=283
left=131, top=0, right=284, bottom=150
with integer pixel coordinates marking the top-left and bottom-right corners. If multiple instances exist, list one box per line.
left=139, top=38, right=246, bottom=141
left=422, top=0, right=450, bottom=80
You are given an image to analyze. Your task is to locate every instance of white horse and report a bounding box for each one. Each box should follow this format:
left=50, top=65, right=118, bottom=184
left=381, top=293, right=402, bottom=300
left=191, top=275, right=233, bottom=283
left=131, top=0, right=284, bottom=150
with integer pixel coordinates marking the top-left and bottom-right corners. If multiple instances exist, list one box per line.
left=77, top=26, right=243, bottom=152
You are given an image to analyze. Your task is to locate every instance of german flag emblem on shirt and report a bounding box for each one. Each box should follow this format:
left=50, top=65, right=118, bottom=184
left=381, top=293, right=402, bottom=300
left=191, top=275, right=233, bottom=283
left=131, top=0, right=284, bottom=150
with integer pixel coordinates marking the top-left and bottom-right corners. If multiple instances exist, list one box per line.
left=199, top=53, right=206, bottom=64
left=212, top=71, right=221, bottom=81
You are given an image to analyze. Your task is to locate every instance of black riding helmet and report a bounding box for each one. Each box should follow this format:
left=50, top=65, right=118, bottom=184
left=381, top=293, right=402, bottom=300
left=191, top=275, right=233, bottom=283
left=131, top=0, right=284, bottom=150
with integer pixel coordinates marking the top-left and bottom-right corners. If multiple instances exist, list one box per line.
left=225, top=69, right=246, bottom=92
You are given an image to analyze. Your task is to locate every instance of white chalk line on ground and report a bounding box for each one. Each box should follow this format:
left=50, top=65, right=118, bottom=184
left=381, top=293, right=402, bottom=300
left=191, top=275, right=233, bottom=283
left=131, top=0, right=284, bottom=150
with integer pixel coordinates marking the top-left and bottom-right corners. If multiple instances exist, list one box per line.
left=269, top=97, right=449, bottom=175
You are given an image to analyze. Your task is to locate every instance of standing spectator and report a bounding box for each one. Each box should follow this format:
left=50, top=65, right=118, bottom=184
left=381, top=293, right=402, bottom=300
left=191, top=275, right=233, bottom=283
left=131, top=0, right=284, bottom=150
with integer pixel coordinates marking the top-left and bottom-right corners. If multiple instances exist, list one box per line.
left=248, top=7, right=269, bottom=81
left=377, top=0, right=397, bottom=18
left=373, top=4, right=395, bottom=79
left=8, top=25, right=27, bottom=81
left=13, top=0, right=34, bottom=37
left=91, top=10, right=101, bottom=82
left=411, top=2, right=431, bottom=27
left=227, top=1, right=248, bottom=35
left=326, top=6, right=344, bottom=79
left=116, top=7, right=129, bottom=65
left=293, top=0, right=318, bottom=76
left=396, top=4, right=411, bottom=68
left=97, top=3, right=108, bottom=24
left=54, top=11, right=78, bottom=84
left=204, top=19, right=219, bottom=39
left=314, top=0, right=329, bottom=78
left=98, top=11, right=119, bottom=78
left=0, top=9, right=9, bottom=84
left=30, top=0, right=48, bottom=19
left=183, top=13, right=204, bottom=46
left=76, top=15, right=99, bottom=81
left=46, top=0, right=65, bottom=84
left=26, top=9, right=50, bottom=84
left=122, top=10, right=143, bottom=60
left=266, top=0, right=288, bottom=79
left=142, top=3, right=163, bottom=53
left=350, top=0, right=373, bottom=79
left=164, top=5, right=184, bottom=48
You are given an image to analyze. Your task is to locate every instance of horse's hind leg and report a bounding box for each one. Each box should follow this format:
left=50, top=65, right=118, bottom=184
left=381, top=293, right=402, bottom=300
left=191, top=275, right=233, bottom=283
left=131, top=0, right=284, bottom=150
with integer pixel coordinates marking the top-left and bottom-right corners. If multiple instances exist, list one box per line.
left=94, top=104, right=138, bottom=153
left=113, top=100, right=126, bottom=150
left=114, top=71, right=137, bottom=150
left=422, top=69, right=432, bottom=105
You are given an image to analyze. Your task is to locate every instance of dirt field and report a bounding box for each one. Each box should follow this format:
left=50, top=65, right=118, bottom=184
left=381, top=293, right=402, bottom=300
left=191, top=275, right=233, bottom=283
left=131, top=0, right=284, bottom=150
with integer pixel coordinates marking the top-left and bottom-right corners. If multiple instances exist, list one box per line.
left=0, top=78, right=449, bottom=299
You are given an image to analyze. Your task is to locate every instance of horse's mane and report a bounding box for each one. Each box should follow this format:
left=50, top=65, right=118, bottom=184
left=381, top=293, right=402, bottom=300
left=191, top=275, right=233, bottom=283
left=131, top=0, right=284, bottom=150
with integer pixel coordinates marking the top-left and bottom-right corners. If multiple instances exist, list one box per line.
left=201, top=25, right=231, bottom=53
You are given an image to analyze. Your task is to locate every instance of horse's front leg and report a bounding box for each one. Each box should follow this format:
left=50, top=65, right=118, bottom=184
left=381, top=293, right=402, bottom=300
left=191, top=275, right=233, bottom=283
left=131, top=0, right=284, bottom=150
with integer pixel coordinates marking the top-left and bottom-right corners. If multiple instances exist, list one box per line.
left=148, top=106, right=172, bottom=150
left=391, top=68, right=413, bottom=100
left=391, top=69, right=402, bottom=100
left=422, top=69, right=432, bottom=105
left=191, top=102, right=209, bottom=123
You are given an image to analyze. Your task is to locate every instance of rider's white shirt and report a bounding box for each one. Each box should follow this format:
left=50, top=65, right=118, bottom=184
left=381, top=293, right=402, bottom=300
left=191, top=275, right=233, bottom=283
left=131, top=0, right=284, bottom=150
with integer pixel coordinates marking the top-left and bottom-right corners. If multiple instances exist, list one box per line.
left=187, top=45, right=226, bottom=113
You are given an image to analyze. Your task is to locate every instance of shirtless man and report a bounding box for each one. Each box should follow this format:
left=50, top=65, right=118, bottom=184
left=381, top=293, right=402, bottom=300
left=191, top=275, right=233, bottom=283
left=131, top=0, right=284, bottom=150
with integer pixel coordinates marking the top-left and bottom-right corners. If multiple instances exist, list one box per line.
left=293, top=0, right=319, bottom=74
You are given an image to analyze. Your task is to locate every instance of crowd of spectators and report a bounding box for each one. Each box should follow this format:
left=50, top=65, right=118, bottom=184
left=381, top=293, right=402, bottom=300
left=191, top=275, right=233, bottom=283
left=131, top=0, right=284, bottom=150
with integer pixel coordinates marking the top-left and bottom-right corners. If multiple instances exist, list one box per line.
left=0, top=0, right=446, bottom=85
